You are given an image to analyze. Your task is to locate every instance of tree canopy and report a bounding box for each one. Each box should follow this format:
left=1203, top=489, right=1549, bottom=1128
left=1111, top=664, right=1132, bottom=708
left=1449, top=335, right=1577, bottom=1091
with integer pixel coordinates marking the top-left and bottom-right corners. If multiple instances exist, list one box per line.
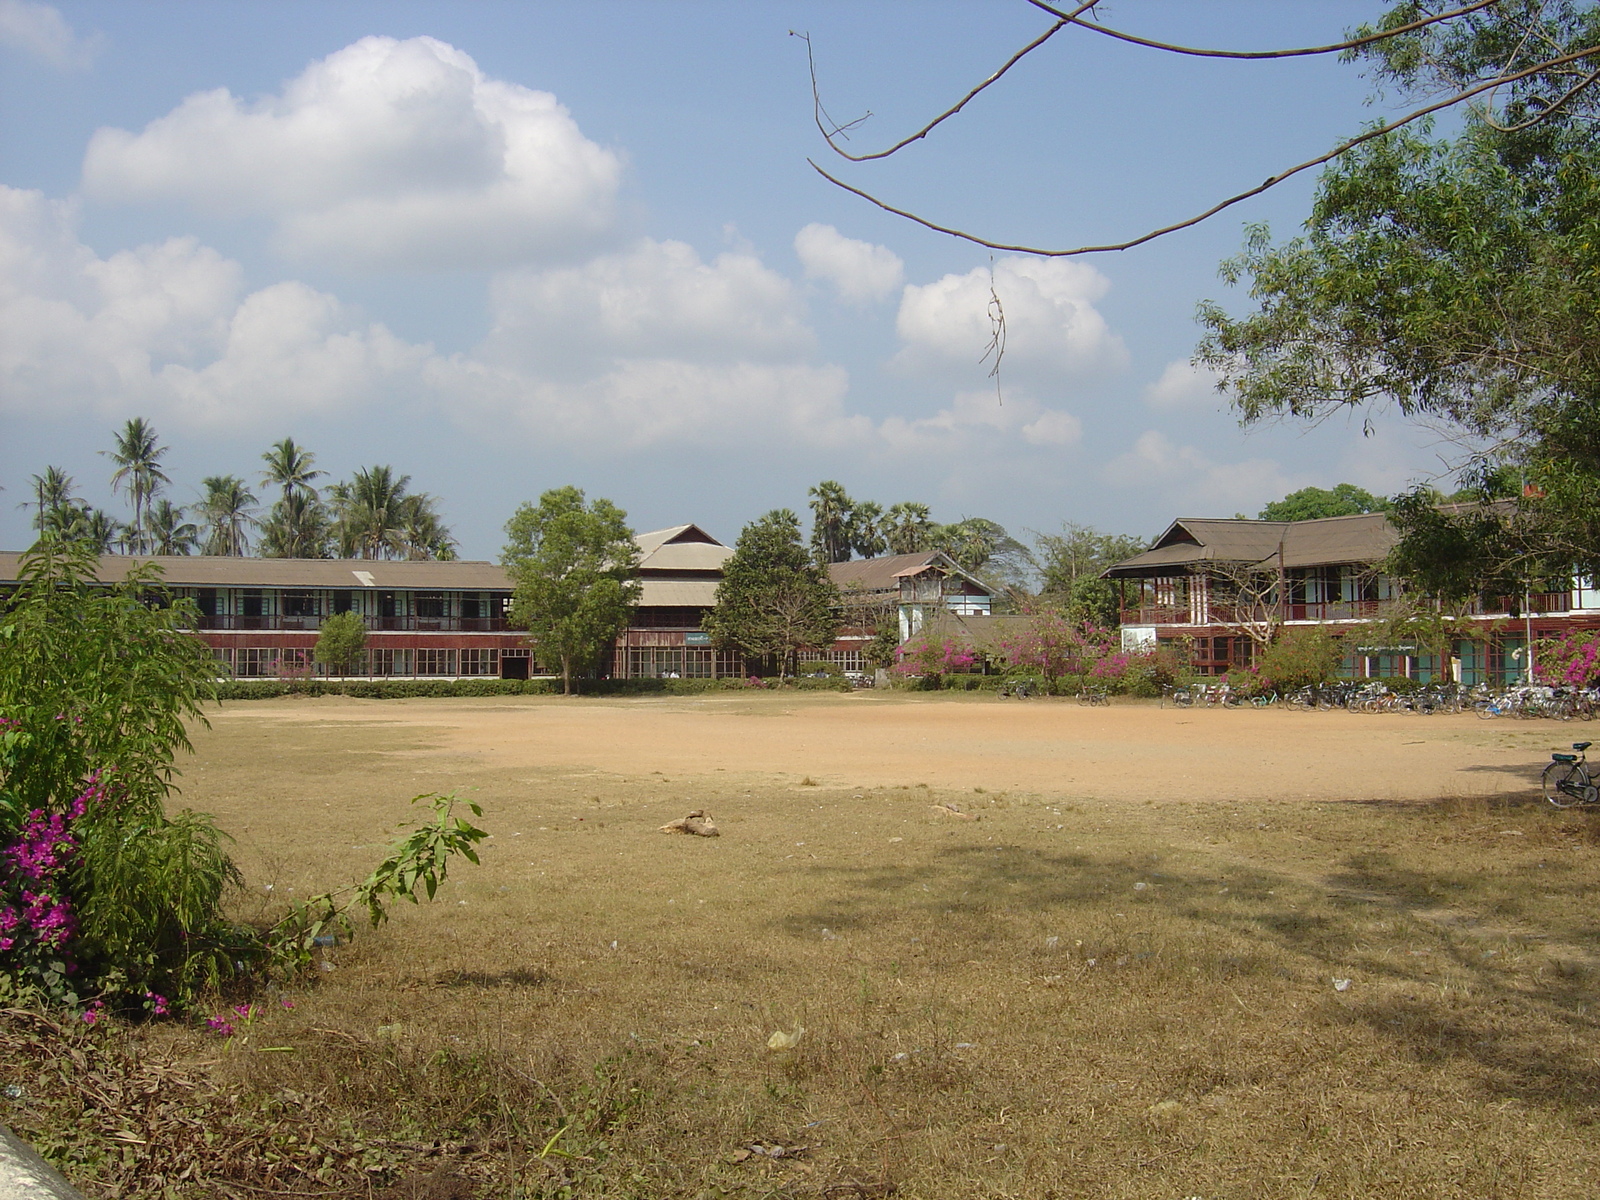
left=705, top=510, right=840, bottom=676
left=1257, top=485, right=1390, bottom=523
left=1197, top=1, right=1600, bottom=595
left=502, top=487, right=640, bottom=695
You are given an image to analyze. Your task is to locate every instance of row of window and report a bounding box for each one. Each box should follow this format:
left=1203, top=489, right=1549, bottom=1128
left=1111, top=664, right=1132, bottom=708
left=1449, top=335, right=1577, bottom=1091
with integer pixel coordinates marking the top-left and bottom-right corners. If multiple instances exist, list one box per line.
left=219, top=647, right=514, bottom=678
left=182, top=588, right=509, bottom=620
left=618, top=647, right=747, bottom=679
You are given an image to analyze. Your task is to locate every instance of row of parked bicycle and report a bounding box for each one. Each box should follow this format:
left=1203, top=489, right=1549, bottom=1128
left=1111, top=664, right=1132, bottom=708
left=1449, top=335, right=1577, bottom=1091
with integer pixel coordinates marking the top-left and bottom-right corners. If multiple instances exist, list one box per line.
left=1162, top=681, right=1600, bottom=719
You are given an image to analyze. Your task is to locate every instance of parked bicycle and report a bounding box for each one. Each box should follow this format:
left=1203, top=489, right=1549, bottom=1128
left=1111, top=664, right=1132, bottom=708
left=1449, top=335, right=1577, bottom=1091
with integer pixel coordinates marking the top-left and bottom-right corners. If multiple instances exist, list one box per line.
left=1076, top=687, right=1110, bottom=707
left=1544, top=741, right=1599, bottom=808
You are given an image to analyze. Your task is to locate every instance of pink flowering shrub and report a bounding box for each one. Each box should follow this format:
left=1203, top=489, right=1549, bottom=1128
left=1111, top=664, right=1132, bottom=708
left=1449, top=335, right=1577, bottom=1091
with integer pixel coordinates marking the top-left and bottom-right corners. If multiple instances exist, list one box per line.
left=894, top=633, right=978, bottom=679
left=0, top=773, right=100, bottom=1006
left=1535, top=631, right=1600, bottom=687
left=995, top=611, right=1119, bottom=692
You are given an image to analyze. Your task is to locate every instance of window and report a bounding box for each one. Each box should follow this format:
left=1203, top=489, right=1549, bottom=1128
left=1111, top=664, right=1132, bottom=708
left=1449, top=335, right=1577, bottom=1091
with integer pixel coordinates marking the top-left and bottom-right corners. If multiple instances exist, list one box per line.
left=283, top=591, right=317, bottom=617
left=415, top=648, right=457, bottom=676
left=236, top=647, right=279, bottom=677
left=197, top=589, right=219, bottom=617
left=460, top=593, right=484, bottom=620
left=332, top=590, right=354, bottom=614
left=366, top=648, right=414, bottom=676
left=416, top=593, right=446, bottom=619
left=460, top=648, right=499, bottom=676
left=212, top=647, right=234, bottom=674
left=241, top=590, right=265, bottom=618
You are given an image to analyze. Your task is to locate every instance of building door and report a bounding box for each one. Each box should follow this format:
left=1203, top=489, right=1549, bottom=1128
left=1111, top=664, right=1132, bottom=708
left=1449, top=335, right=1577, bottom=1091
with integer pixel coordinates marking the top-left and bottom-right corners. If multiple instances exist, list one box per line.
left=500, top=654, right=529, bottom=680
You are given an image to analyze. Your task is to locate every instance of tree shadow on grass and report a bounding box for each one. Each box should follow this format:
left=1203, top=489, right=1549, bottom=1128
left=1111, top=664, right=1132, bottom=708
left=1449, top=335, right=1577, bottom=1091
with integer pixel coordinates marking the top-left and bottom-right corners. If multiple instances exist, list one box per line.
left=772, top=836, right=1600, bottom=1110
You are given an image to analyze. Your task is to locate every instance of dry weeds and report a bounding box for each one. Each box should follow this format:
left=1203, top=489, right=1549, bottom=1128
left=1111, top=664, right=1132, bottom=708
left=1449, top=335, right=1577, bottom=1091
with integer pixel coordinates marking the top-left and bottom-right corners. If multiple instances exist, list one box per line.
left=6, top=694, right=1600, bottom=1199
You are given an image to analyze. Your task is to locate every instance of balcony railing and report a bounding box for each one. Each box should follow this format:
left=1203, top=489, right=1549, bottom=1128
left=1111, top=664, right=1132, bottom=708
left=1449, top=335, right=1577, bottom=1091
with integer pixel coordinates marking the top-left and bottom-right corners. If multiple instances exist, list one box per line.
left=193, top=615, right=510, bottom=632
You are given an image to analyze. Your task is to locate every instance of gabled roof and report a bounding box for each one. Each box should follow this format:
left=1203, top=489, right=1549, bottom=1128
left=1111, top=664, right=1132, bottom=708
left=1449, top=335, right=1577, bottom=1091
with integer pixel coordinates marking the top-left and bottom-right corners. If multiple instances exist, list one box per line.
left=1102, top=512, right=1398, bottom=579
left=634, top=524, right=732, bottom=574
left=829, top=550, right=994, bottom=596
left=908, top=609, right=1029, bottom=652
left=0, top=552, right=511, bottom=590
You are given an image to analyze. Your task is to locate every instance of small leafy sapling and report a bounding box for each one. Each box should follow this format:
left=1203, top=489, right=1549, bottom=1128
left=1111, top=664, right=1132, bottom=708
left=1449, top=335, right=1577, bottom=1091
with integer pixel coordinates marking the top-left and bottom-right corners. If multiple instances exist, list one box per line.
left=268, top=791, right=488, bottom=977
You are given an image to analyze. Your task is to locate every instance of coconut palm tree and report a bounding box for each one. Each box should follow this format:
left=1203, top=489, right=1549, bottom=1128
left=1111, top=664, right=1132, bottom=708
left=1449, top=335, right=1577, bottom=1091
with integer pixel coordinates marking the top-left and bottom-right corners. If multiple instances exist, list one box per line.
left=807, top=480, right=855, bottom=564
left=147, top=499, right=199, bottom=555
left=259, top=490, right=331, bottom=558
left=397, top=493, right=457, bottom=561
left=25, top=467, right=76, bottom=533
left=51, top=505, right=122, bottom=554
left=102, top=418, right=171, bottom=554
left=197, top=476, right=258, bottom=556
left=260, top=437, right=324, bottom=504
left=330, top=466, right=409, bottom=559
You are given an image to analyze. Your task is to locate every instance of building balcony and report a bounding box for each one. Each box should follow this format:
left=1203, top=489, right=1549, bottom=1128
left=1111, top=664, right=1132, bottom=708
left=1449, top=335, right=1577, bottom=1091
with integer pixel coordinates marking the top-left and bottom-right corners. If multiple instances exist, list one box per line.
left=192, top=615, right=509, bottom=633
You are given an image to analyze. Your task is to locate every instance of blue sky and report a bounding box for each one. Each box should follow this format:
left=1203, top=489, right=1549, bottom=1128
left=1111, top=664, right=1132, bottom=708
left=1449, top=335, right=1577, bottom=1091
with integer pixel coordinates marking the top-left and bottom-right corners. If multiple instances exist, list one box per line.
left=0, top=1, right=1448, bottom=559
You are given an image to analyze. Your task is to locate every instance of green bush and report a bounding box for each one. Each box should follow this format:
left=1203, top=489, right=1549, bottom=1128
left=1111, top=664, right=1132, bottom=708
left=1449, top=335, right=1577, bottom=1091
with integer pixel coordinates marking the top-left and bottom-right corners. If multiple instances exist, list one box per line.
left=1255, top=627, right=1345, bottom=691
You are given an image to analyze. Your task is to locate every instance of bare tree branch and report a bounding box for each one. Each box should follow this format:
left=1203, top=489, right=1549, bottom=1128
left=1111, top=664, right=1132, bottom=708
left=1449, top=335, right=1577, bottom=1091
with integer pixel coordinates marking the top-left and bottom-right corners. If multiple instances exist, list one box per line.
left=797, top=2, right=1102, bottom=163
left=1025, top=0, right=1501, bottom=61
left=809, top=41, right=1600, bottom=258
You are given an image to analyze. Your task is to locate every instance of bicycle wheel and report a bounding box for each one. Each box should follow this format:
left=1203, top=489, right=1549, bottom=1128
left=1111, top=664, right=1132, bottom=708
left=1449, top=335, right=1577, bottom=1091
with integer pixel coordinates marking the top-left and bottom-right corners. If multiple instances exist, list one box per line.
left=1543, top=760, right=1592, bottom=808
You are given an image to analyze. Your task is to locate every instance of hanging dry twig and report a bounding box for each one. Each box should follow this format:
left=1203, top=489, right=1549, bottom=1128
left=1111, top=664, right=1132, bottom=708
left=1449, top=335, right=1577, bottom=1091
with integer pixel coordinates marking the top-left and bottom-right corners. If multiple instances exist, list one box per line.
left=980, top=258, right=1007, bottom=404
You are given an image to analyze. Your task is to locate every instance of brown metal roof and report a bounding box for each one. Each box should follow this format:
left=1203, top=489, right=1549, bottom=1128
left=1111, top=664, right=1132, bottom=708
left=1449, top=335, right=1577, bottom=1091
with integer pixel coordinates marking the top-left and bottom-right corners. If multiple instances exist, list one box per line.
left=829, top=551, right=993, bottom=596
left=638, top=578, right=719, bottom=607
left=1102, top=513, right=1398, bottom=578
left=0, top=552, right=512, bottom=590
left=635, top=524, right=732, bottom=574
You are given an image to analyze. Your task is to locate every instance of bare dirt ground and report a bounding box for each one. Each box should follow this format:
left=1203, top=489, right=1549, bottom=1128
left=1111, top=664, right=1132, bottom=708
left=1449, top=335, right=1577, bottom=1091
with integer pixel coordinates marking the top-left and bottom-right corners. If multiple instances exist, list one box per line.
left=202, top=689, right=1554, bottom=805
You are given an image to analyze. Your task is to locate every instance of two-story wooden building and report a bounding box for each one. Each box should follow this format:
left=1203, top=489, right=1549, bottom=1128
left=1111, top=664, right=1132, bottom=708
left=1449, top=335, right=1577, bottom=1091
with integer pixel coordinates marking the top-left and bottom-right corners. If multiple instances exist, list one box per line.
left=1103, top=513, right=1600, bottom=683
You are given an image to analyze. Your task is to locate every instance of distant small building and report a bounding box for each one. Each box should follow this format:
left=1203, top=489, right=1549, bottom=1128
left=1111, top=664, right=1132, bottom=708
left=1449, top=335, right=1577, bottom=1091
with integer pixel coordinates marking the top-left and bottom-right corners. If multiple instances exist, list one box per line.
left=825, top=550, right=997, bottom=672
left=1102, top=512, right=1600, bottom=683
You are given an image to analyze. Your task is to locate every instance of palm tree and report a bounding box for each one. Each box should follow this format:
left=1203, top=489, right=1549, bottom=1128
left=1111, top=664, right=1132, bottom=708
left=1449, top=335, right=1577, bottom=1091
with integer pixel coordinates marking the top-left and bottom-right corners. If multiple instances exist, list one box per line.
left=259, top=491, right=331, bottom=558
left=52, top=505, right=122, bottom=554
left=25, top=467, right=76, bottom=533
left=849, top=500, right=887, bottom=559
left=148, top=499, right=199, bottom=555
left=102, top=418, right=171, bottom=554
left=260, top=437, right=324, bottom=504
left=884, top=502, right=934, bottom=555
left=330, top=466, right=410, bottom=560
left=807, top=480, right=855, bottom=564
left=397, top=493, right=457, bottom=561
left=197, top=476, right=258, bottom=556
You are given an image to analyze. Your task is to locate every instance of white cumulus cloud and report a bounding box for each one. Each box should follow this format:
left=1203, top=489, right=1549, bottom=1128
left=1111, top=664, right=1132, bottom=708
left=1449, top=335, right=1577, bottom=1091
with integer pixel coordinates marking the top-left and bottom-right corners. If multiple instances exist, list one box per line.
left=793, top=223, right=904, bottom=304
left=1103, top=430, right=1296, bottom=513
left=0, top=185, right=424, bottom=427
left=1143, top=359, right=1223, bottom=410
left=879, top=389, right=1082, bottom=454
left=0, top=0, right=97, bottom=68
left=81, top=35, right=622, bottom=270
left=894, top=256, right=1127, bottom=386
left=481, top=238, right=813, bottom=370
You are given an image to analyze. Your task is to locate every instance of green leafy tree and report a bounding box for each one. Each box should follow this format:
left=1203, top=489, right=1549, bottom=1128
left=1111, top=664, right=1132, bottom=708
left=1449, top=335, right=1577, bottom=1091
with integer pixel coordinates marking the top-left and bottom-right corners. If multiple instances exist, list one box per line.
left=313, top=610, right=368, bottom=677
left=706, top=509, right=841, bottom=677
left=0, top=541, right=238, bottom=1007
left=1197, top=1, right=1600, bottom=594
left=1258, top=484, right=1390, bottom=522
left=259, top=491, right=331, bottom=558
left=502, top=487, right=641, bottom=695
left=1034, top=522, right=1145, bottom=596
left=1254, top=627, right=1347, bottom=692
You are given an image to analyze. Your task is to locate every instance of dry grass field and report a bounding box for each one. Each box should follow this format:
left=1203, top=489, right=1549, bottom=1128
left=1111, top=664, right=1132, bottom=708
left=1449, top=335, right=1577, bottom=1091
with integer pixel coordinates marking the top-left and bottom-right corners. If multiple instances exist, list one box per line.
left=12, top=692, right=1600, bottom=1199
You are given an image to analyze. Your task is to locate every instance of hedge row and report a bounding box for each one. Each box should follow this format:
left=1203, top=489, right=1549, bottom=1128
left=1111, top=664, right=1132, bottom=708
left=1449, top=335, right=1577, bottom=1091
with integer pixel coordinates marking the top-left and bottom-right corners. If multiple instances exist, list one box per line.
left=210, top=675, right=853, bottom=701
